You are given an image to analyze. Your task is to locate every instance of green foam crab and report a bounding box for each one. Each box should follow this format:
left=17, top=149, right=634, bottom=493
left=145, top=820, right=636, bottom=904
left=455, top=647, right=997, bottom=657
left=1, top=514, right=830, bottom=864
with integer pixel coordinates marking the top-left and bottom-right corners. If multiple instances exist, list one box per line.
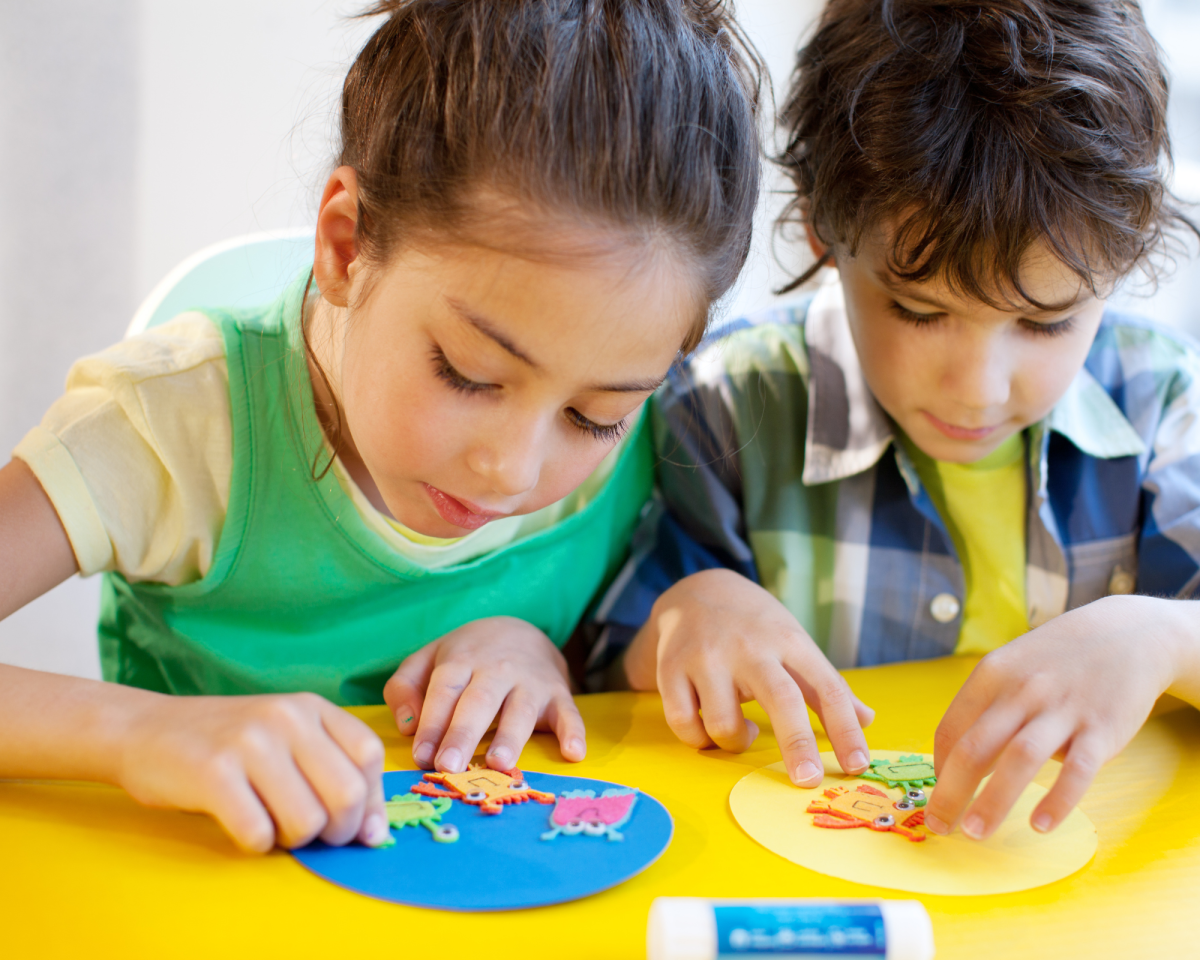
left=378, top=793, right=459, bottom=846
left=859, top=755, right=937, bottom=800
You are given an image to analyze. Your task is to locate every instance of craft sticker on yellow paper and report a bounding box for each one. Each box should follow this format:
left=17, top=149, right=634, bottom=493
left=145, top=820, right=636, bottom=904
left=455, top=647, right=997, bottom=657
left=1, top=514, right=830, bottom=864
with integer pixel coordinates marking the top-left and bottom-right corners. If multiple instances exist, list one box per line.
left=729, top=751, right=1097, bottom=896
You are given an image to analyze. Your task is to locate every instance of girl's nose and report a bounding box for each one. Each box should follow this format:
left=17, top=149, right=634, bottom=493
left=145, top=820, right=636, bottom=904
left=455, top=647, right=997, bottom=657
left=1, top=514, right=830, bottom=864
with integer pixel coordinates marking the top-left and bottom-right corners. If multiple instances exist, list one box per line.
left=465, top=419, right=543, bottom=498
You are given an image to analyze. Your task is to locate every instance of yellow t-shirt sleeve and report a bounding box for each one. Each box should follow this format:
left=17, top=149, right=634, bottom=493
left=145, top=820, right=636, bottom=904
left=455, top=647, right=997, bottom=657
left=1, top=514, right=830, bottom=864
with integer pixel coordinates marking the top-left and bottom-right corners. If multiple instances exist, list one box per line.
left=12, top=313, right=232, bottom=585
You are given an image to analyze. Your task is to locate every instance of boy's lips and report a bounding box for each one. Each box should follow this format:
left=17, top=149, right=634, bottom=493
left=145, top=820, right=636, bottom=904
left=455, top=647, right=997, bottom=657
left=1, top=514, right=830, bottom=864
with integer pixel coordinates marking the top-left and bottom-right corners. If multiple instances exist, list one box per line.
left=422, top=484, right=506, bottom=530
left=922, top=411, right=1001, bottom=441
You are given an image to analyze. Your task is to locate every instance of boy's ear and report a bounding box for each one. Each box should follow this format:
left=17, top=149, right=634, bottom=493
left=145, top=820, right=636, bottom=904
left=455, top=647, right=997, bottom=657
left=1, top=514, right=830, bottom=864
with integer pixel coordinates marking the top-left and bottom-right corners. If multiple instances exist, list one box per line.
left=313, top=166, right=361, bottom=308
left=803, top=220, right=834, bottom=267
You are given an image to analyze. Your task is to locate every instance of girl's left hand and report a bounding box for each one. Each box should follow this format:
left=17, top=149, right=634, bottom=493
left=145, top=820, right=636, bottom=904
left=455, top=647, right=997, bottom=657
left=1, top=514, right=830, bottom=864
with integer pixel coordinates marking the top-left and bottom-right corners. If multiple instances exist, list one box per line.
left=926, top=595, right=1197, bottom=840
left=383, top=617, right=586, bottom=773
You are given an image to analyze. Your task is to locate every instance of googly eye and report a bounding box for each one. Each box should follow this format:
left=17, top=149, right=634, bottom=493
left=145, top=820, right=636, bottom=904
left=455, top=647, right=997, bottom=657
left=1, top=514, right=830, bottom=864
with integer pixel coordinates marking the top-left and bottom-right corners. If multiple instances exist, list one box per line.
left=873, top=814, right=896, bottom=828
left=895, top=800, right=915, bottom=811
left=435, top=825, right=459, bottom=842
left=582, top=821, right=607, bottom=836
left=508, top=781, right=527, bottom=790
left=466, top=791, right=487, bottom=801
left=907, top=789, right=926, bottom=801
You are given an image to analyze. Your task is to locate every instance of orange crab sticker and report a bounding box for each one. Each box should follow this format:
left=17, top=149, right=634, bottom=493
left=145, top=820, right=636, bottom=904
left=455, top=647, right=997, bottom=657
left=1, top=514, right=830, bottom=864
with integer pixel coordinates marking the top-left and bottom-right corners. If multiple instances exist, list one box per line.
left=412, top=764, right=556, bottom=815
left=806, top=784, right=928, bottom=842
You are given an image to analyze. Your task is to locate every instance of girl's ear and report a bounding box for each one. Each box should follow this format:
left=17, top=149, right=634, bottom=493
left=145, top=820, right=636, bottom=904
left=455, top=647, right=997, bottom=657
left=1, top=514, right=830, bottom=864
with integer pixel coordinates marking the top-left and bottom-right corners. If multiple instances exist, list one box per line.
left=314, top=166, right=361, bottom=308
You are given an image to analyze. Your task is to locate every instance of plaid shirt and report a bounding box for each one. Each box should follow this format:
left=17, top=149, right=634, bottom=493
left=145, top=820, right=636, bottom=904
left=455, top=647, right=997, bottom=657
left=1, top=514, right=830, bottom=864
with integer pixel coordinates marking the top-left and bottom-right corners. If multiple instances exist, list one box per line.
left=587, top=279, right=1200, bottom=684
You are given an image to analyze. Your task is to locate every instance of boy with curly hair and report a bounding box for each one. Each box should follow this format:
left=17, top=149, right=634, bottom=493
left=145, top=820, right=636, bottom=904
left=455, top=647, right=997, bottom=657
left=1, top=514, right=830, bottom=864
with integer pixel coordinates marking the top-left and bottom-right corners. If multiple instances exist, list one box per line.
left=593, top=0, right=1200, bottom=840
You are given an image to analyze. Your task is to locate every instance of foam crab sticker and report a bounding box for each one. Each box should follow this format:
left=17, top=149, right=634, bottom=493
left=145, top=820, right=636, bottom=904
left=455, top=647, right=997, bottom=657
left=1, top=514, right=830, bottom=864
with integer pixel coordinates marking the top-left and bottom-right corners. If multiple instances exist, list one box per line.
left=541, top=788, right=638, bottom=842
left=412, top=764, right=556, bottom=815
left=806, top=784, right=928, bottom=842
left=859, top=754, right=937, bottom=793
left=378, top=793, right=459, bottom=845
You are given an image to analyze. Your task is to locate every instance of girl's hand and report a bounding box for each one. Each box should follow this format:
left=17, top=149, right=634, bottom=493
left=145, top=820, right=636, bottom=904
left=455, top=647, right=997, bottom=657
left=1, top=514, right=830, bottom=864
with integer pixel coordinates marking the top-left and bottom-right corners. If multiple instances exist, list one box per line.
left=926, top=595, right=1198, bottom=839
left=120, top=692, right=388, bottom=853
left=383, top=617, right=586, bottom=773
left=623, top=568, right=874, bottom=786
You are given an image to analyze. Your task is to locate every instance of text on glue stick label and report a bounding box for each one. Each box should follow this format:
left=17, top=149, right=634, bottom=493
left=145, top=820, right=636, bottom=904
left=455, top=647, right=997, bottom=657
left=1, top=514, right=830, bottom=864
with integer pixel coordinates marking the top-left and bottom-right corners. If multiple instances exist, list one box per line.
left=713, top=905, right=887, bottom=956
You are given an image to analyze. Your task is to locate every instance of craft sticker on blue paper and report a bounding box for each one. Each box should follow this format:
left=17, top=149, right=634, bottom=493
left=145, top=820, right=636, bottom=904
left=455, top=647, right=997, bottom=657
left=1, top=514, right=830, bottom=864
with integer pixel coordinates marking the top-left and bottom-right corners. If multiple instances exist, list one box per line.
left=291, top=770, right=673, bottom=911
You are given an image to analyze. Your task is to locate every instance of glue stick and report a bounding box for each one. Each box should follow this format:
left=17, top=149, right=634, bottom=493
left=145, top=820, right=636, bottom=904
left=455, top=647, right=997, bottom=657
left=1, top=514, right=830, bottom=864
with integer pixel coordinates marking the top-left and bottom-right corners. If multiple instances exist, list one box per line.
left=647, top=898, right=934, bottom=960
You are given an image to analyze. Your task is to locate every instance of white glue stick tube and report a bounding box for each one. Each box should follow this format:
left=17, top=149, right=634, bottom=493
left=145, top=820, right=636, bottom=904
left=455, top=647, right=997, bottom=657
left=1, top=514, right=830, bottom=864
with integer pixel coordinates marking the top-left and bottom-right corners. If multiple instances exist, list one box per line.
left=647, top=898, right=934, bottom=960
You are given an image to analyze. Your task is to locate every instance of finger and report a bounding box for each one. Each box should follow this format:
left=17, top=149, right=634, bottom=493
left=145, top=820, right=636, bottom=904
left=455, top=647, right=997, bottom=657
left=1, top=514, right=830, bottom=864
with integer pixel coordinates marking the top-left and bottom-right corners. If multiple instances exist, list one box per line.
left=203, top=757, right=277, bottom=854
left=852, top=693, right=876, bottom=729
left=788, top=660, right=870, bottom=776
left=925, top=702, right=1026, bottom=836
left=384, top=642, right=440, bottom=737
left=1028, top=731, right=1106, bottom=834
left=241, top=736, right=329, bottom=849
left=659, top=671, right=715, bottom=751
left=484, top=688, right=540, bottom=771
left=410, top=661, right=472, bottom=769
left=434, top=675, right=511, bottom=774
left=934, top=656, right=1004, bottom=773
left=318, top=704, right=388, bottom=847
left=750, top=663, right=824, bottom=786
left=692, top=674, right=758, bottom=753
left=544, top=693, right=588, bottom=762
left=955, top=714, right=1072, bottom=841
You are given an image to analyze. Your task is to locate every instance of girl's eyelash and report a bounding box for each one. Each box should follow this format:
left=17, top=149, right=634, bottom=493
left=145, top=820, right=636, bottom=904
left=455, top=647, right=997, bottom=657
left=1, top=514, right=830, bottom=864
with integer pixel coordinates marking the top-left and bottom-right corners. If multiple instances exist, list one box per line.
left=433, top=345, right=627, bottom=442
left=566, top=408, right=629, bottom=443
left=889, top=301, right=1075, bottom=337
left=432, top=347, right=495, bottom=394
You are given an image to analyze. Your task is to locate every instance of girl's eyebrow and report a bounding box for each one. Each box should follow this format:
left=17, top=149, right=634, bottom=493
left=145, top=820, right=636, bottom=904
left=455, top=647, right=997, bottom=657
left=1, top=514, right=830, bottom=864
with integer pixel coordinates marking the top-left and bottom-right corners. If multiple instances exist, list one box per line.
left=448, top=298, right=664, bottom=394
left=449, top=299, right=540, bottom=368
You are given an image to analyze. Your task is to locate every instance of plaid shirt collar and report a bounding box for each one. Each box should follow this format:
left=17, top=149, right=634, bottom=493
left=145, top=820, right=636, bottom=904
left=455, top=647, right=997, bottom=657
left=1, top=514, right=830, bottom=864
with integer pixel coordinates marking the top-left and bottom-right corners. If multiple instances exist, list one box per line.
left=800, top=278, right=1145, bottom=487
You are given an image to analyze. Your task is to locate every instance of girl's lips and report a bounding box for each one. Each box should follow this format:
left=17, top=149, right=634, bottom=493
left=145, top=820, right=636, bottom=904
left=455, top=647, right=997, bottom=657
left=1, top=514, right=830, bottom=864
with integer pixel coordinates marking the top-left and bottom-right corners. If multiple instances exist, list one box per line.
left=922, top=410, right=1001, bottom=442
left=422, top=483, right=505, bottom=530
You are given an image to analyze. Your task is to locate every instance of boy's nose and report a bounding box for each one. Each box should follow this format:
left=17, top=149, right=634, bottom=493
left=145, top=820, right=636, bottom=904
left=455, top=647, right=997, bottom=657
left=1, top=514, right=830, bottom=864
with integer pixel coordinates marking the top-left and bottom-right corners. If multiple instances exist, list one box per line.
left=947, top=344, right=1012, bottom=410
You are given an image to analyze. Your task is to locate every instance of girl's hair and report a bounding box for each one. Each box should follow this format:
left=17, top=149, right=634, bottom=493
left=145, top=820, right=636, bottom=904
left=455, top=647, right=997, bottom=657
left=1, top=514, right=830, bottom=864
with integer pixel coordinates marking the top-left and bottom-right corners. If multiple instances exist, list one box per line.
left=777, top=0, right=1197, bottom=306
left=339, top=0, right=762, bottom=328
left=306, top=0, right=762, bottom=476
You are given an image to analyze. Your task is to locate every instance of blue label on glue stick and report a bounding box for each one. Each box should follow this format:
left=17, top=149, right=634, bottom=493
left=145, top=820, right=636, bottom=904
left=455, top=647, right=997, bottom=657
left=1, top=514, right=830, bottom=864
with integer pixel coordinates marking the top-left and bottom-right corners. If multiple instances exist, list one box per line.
left=713, top=904, right=887, bottom=956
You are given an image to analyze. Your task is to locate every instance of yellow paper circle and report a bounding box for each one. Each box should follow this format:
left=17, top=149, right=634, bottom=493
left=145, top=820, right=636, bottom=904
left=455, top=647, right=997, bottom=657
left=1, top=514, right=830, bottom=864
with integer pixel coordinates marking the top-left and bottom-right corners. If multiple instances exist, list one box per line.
left=729, top=751, right=1098, bottom=896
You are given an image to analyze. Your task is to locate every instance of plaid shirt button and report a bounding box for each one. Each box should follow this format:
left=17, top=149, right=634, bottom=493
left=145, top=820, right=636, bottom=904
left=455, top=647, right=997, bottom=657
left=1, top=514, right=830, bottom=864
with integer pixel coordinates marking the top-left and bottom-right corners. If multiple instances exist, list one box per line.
left=930, top=593, right=961, bottom=623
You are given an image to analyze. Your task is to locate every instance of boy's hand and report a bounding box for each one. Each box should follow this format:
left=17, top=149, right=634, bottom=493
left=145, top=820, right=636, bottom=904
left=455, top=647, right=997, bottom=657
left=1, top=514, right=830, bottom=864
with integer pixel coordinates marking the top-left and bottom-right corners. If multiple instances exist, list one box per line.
left=383, top=617, right=586, bottom=773
left=119, top=692, right=388, bottom=853
left=927, top=595, right=1193, bottom=839
left=624, top=569, right=874, bottom=786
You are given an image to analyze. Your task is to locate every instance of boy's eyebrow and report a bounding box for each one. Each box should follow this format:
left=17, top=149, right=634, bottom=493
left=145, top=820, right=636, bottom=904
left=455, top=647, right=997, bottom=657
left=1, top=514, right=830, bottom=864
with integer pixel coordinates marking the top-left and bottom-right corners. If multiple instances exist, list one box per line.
left=875, top=271, right=1090, bottom=317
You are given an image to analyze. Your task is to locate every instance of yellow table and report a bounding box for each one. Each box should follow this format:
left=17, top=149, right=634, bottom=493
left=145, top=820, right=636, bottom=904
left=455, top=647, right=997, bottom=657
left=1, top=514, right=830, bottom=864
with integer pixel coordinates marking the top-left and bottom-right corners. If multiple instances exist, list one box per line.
left=3, top=656, right=1199, bottom=958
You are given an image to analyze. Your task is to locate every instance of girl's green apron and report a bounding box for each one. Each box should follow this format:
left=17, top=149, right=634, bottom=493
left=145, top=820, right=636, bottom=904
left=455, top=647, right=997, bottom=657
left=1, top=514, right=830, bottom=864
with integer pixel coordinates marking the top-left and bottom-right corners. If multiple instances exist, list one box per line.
left=98, top=281, right=653, bottom=704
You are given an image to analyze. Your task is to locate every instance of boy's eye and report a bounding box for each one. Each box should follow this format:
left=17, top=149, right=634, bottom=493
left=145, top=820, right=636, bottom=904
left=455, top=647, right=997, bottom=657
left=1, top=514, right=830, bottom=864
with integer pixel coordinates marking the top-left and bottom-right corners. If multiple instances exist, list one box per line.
left=1020, top=316, right=1075, bottom=338
left=432, top=347, right=497, bottom=394
left=565, top=407, right=629, bottom=444
left=889, top=301, right=941, bottom=326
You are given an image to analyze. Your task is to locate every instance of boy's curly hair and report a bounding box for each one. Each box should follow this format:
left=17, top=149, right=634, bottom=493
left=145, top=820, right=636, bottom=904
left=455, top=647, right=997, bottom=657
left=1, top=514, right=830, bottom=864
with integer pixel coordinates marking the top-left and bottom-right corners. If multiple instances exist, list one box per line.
left=778, top=0, right=1196, bottom=307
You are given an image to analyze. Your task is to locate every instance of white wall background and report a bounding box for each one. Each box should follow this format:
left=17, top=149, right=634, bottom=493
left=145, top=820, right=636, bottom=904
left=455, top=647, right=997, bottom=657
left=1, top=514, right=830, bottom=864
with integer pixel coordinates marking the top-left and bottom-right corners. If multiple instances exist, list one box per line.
left=1, top=0, right=1197, bottom=680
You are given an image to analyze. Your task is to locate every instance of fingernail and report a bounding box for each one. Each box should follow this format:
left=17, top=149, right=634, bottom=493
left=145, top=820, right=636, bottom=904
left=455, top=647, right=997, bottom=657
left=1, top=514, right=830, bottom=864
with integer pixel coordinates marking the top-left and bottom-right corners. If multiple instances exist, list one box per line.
left=363, top=813, right=390, bottom=847
left=925, top=813, right=949, bottom=835
left=1032, top=812, right=1052, bottom=833
left=439, top=747, right=463, bottom=772
left=489, top=746, right=512, bottom=768
left=792, top=760, right=821, bottom=785
left=962, top=814, right=985, bottom=840
left=413, top=741, right=434, bottom=765
left=399, top=709, right=414, bottom=726
left=567, top=738, right=585, bottom=758
left=848, top=750, right=868, bottom=772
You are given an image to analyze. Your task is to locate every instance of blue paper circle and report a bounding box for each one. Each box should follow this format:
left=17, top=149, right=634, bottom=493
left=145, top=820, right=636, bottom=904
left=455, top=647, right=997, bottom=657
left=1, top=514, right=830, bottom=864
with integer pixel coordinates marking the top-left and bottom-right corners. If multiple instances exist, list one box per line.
left=291, top=770, right=674, bottom=911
